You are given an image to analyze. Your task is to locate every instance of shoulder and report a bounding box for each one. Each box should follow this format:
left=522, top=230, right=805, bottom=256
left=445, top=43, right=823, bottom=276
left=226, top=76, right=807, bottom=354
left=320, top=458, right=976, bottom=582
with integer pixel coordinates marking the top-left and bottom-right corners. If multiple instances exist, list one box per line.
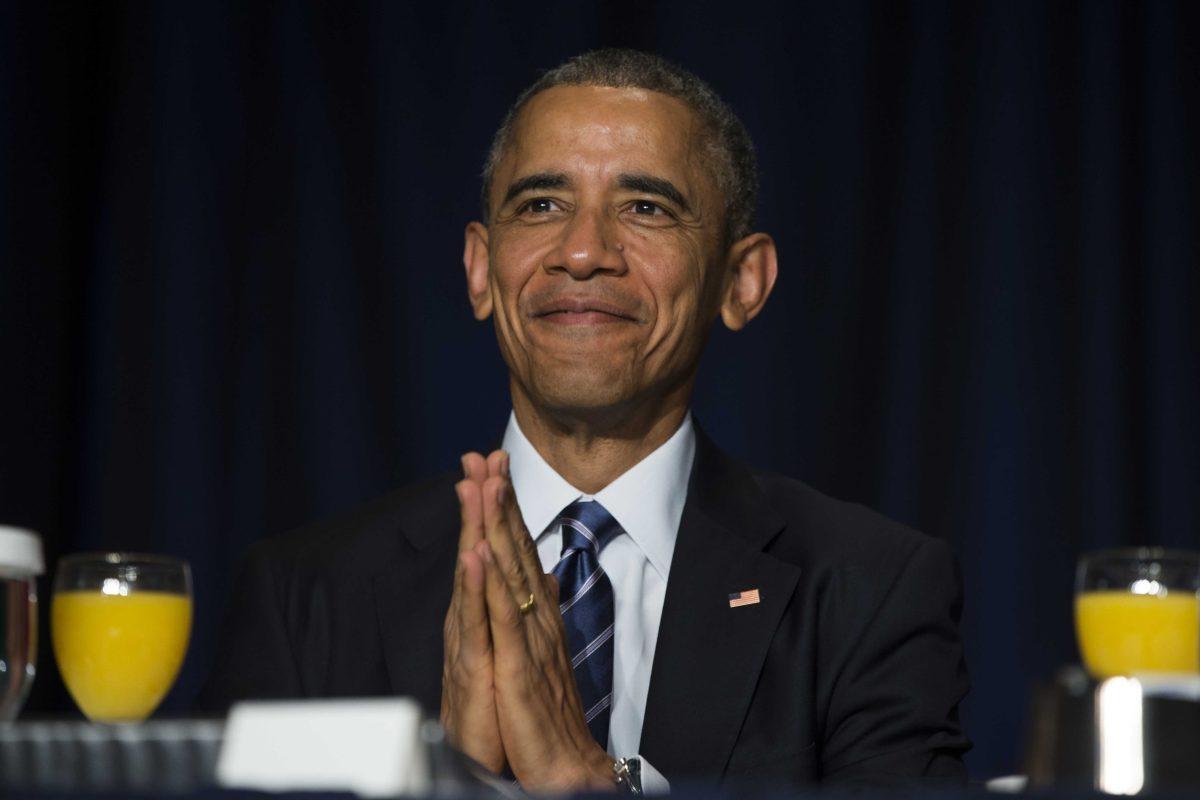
left=688, top=427, right=955, bottom=584
left=244, top=470, right=460, bottom=582
left=751, top=469, right=971, bottom=779
left=741, top=465, right=964, bottom=664
left=750, top=468, right=950, bottom=573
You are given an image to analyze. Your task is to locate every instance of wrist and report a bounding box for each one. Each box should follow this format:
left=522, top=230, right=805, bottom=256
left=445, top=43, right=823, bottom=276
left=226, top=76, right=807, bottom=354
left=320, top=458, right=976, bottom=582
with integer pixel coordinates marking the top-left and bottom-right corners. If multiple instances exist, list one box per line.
left=579, top=743, right=620, bottom=792
left=523, top=743, right=613, bottom=793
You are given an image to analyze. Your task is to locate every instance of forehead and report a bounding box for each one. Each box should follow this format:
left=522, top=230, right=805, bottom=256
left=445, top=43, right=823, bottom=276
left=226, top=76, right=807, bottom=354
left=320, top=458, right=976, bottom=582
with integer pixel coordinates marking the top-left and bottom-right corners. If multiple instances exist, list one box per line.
left=500, top=85, right=707, bottom=189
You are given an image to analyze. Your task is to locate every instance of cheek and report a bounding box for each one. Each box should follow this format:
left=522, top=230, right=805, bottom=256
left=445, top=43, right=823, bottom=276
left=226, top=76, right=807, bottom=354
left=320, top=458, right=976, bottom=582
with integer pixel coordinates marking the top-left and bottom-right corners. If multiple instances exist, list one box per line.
left=486, top=241, right=539, bottom=360
left=629, top=241, right=710, bottom=361
left=489, top=228, right=556, bottom=308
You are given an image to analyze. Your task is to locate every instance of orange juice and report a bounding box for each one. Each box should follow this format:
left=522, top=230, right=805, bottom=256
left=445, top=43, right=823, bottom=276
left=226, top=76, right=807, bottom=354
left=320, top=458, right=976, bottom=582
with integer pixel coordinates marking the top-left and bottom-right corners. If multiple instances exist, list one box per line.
left=51, top=590, right=191, bottom=721
left=1075, top=590, right=1200, bottom=679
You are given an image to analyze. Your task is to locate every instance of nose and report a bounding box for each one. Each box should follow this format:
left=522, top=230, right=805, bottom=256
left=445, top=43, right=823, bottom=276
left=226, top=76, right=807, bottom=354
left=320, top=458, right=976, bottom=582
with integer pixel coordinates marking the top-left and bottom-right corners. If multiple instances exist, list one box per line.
left=543, top=208, right=627, bottom=279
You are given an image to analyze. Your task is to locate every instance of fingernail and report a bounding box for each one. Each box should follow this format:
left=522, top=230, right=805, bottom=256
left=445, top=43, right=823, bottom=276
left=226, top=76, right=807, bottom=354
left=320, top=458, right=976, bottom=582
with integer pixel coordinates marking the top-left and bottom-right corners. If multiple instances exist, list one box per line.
left=500, top=453, right=510, bottom=477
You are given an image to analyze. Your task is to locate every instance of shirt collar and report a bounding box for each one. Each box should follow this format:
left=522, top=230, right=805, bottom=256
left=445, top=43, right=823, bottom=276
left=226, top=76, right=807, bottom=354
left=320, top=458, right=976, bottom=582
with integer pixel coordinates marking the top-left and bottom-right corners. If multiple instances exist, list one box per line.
left=501, top=411, right=696, bottom=580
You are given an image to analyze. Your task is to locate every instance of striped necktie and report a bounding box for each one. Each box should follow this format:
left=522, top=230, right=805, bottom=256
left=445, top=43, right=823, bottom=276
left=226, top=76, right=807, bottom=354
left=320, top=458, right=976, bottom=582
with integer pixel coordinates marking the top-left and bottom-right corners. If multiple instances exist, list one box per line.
left=551, top=499, right=621, bottom=749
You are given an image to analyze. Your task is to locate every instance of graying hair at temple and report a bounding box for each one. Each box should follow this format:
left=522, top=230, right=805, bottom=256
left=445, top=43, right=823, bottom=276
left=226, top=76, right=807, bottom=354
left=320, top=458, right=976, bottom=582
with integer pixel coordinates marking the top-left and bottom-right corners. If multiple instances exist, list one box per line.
left=480, top=48, right=759, bottom=244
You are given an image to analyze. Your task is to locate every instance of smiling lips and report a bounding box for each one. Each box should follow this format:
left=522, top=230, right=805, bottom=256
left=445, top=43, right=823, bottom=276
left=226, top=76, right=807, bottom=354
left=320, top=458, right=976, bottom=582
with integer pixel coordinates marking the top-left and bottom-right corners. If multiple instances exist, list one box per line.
left=530, top=297, right=640, bottom=326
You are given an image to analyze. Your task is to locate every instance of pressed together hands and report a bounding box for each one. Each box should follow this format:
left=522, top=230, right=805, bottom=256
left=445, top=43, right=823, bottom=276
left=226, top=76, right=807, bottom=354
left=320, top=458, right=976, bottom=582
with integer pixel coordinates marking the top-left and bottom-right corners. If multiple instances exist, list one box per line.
left=440, top=451, right=616, bottom=792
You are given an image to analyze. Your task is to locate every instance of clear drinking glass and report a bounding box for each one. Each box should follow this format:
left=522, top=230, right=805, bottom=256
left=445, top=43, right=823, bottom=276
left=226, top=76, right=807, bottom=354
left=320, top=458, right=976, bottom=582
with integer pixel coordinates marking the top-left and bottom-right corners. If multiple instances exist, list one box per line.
left=0, top=526, right=44, bottom=721
left=1075, top=548, right=1200, bottom=679
left=52, top=553, right=192, bottom=722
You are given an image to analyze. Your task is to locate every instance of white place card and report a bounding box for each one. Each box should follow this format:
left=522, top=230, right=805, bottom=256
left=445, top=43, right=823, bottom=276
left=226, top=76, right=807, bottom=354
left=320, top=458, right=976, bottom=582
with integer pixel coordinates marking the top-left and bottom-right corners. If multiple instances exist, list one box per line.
left=216, top=698, right=428, bottom=797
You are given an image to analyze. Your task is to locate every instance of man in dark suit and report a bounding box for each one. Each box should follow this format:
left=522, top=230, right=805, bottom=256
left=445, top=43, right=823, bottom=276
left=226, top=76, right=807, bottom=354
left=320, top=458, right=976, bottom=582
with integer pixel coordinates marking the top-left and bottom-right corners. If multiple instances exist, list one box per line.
left=199, top=50, right=970, bottom=793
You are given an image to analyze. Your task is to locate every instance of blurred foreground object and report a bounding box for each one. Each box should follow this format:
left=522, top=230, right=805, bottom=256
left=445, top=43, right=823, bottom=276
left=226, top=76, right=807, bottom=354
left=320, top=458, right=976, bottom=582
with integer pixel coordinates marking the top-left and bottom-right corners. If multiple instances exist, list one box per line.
left=0, top=525, right=43, bottom=721
left=1075, top=549, right=1200, bottom=679
left=51, top=552, right=192, bottom=722
left=0, top=719, right=222, bottom=793
left=1026, top=667, right=1200, bottom=794
left=217, top=698, right=431, bottom=796
left=0, top=701, right=503, bottom=796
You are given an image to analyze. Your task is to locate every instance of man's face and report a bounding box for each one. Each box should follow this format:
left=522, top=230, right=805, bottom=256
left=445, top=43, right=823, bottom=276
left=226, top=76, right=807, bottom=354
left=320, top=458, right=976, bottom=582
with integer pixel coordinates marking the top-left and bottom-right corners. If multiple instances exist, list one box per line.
left=467, top=85, right=730, bottom=421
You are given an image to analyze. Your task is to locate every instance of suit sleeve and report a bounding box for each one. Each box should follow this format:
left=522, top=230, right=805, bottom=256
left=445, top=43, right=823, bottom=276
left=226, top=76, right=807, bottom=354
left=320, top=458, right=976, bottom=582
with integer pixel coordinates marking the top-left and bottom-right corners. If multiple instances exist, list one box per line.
left=192, top=539, right=306, bottom=714
left=820, top=537, right=971, bottom=786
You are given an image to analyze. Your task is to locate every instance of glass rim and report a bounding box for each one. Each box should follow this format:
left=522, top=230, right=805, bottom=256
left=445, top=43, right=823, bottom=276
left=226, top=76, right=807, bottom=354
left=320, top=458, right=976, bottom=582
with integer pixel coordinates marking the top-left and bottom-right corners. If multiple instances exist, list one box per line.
left=1078, top=547, right=1200, bottom=565
left=56, top=552, right=190, bottom=570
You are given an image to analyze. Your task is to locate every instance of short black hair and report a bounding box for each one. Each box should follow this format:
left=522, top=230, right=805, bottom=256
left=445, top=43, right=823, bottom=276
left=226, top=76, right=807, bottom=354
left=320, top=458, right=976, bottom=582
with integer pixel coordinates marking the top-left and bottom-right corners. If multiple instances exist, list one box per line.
left=481, top=49, right=758, bottom=243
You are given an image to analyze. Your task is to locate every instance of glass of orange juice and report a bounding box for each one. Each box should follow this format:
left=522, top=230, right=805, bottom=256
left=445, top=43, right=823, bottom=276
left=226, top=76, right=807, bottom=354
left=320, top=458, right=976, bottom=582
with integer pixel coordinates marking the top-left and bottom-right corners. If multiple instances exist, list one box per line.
left=1075, top=548, right=1200, bottom=679
left=51, top=553, right=192, bottom=722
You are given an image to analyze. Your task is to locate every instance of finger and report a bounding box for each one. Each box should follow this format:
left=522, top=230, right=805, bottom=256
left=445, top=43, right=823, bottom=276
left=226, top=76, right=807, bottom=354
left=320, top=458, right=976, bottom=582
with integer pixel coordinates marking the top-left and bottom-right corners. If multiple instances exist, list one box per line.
left=485, top=449, right=506, bottom=480
left=519, top=572, right=564, bottom=667
left=499, top=477, right=547, bottom=601
left=445, top=552, right=469, bottom=655
left=457, top=479, right=485, bottom=554
left=444, top=553, right=462, bottom=643
left=461, top=452, right=487, bottom=484
left=478, top=540, right=527, bottom=670
left=482, top=475, right=533, bottom=605
left=457, top=549, right=489, bottom=662
left=445, top=544, right=472, bottom=650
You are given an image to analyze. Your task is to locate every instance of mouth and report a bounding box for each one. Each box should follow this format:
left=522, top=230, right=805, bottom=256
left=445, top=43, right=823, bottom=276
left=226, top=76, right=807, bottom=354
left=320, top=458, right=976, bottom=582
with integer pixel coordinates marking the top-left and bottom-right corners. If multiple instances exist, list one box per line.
left=530, top=297, right=641, bottom=326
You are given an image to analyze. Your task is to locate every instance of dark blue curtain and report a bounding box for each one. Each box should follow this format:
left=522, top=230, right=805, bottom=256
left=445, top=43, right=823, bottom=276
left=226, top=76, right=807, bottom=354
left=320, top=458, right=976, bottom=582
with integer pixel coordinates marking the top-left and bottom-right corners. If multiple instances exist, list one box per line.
left=2, top=0, right=1197, bottom=779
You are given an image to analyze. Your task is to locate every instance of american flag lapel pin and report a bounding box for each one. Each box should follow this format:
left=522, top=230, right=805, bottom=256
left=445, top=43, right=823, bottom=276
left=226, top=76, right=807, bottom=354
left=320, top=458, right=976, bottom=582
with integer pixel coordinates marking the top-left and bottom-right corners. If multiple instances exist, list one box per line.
left=728, top=588, right=761, bottom=608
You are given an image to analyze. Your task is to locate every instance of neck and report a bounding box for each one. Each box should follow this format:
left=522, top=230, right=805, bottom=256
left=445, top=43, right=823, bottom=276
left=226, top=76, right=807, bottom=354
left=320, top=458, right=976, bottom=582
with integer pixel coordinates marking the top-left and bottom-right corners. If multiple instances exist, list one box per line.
left=510, top=380, right=692, bottom=494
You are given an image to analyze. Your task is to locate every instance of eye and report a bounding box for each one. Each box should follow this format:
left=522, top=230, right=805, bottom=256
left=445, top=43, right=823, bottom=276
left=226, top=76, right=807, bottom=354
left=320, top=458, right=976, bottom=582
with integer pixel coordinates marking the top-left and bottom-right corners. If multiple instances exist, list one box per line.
left=631, top=200, right=667, bottom=216
left=519, top=197, right=562, bottom=214
left=622, top=199, right=677, bottom=226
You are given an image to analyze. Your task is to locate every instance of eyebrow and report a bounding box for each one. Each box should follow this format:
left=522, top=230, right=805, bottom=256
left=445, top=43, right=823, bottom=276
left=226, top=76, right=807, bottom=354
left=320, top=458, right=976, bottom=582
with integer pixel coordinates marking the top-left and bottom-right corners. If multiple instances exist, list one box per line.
left=500, top=170, right=694, bottom=215
left=617, top=173, right=692, bottom=214
left=502, top=172, right=570, bottom=206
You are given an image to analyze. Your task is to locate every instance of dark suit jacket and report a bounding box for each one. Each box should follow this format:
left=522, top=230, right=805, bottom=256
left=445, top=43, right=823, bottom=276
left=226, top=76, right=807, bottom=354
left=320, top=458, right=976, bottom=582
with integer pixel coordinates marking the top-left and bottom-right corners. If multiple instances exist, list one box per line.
left=197, top=429, right=971, bottom=787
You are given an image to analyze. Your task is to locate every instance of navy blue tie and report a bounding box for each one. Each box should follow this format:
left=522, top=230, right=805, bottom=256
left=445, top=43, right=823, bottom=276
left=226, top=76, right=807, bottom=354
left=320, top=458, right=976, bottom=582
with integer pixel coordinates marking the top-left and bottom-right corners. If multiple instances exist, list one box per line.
left=552, top=499, right=621, bottom=748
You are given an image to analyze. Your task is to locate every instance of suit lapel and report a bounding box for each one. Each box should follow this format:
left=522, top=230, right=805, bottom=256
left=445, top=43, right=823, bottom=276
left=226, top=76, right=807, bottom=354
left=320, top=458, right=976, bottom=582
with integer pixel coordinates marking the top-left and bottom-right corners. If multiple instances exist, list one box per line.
left=639, top=430, right=799, bottom=778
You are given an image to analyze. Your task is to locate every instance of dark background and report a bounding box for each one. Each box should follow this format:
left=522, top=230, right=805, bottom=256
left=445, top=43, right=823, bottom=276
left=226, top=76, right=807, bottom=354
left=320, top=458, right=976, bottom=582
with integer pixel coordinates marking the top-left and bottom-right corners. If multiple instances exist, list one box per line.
left=2, top=0, right=1197, bottom=779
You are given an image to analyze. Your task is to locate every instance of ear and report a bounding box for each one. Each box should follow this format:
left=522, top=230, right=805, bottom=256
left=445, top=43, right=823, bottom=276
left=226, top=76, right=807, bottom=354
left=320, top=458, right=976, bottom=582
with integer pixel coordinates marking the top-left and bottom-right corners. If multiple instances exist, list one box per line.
left=719, top=233, right=778, bottom=331
left=463, top=221, right=493, bottom=320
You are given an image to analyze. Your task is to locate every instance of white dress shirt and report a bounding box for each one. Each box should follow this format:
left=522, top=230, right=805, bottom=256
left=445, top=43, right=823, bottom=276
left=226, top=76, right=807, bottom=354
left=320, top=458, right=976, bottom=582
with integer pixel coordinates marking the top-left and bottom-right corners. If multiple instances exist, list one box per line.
left=502, top=411, right=695, bottom=794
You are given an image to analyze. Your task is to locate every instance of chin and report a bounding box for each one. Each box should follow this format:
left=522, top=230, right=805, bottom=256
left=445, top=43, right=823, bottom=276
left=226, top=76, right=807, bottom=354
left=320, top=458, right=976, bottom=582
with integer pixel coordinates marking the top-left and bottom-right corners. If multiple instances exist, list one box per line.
left=529, top=368, right=637, bottom=417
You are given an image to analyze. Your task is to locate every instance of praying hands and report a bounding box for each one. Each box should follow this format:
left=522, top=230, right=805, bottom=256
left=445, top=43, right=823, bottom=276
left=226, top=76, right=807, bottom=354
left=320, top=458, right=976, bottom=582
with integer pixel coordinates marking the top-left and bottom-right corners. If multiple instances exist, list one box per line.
left=440, top=450, right=615, bottom=793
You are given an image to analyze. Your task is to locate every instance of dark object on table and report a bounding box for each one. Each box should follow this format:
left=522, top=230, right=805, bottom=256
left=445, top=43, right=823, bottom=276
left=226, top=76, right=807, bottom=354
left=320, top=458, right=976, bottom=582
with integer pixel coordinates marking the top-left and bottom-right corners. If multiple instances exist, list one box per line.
left=0, top=716, right=513, bottom=797
left=0, top=719, right=224, bottom=793
left=1025, top=666, right=1200, bottom=794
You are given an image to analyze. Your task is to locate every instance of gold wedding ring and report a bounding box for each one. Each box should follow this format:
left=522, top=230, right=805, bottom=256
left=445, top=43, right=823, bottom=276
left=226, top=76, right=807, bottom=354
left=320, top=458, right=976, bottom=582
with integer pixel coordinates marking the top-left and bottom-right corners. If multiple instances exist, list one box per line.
left=518, top=593, right=536, bottom=615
